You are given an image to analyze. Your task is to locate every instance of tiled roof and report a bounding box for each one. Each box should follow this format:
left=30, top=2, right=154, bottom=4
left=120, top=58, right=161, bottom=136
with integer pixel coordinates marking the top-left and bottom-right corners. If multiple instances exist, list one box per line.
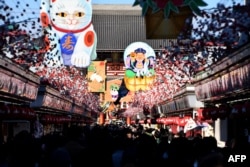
left=92, top=4, right=175, bottom=51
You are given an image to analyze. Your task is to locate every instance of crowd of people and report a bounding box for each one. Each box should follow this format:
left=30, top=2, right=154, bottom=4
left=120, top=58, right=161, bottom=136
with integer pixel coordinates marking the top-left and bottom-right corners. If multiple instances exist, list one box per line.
left=0, top=123, right=249, bottom=167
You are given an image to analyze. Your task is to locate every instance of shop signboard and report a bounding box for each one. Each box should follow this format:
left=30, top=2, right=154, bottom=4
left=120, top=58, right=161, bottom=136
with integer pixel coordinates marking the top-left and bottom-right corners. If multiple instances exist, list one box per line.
left=0, top=71, right=12, bottom=93
left=42, top=94, right=72, bottom=111
left=31, top=85, right=73, bottom=112
left=195, top=63, right=250, bottom=101
left=73, top=105, right=84, bottom=115
left=0, top=57, right=40, bottom=101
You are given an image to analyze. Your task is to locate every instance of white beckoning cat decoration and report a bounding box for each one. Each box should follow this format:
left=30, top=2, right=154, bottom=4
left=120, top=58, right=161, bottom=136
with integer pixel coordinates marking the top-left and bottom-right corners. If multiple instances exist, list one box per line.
left=40, top=0, right=97, bottom=68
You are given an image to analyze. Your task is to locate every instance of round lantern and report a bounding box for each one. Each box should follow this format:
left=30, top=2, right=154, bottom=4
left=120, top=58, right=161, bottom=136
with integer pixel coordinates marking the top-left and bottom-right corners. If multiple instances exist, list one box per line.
left=123, top=42, right=156, bottom=91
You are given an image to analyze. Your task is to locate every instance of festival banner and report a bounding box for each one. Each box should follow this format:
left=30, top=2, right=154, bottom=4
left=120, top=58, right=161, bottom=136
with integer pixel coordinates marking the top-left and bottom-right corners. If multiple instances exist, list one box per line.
left=105, top=79, right=134, bottom=103
left=123, top=41, right=156, bottom=91
left=87, top=61, right=106, bottom=92
left=105, top=79, right=121, bottom=102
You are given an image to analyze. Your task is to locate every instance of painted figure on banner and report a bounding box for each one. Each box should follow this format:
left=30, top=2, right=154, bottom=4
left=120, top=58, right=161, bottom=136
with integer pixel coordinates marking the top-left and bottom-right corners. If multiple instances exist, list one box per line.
left=110, top=84, right=120, bottom=102
left=40, top=0, right=97, bottom=68
left=87, top=61, right=106, bottom=92
left=124, top=43, right=155, bottom=78
left=123, top=42, right=156, bottom=91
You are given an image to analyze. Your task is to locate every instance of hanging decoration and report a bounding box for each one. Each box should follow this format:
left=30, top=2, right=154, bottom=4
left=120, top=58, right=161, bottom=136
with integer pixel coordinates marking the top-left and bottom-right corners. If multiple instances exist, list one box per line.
left=110, top=83, right=120, bottom=102
left=40, top=0, right=97, bottom=68
left=1, top=0, right=249, bottom=113
left=105, top=79, right=134, bottom=105
left=87, top=61, right=106, bottom=92
left=105, top=79, right=121, bottom=102
left=133, top=0, right=208, bottom=18
left=123, top=41, right=156, bottom=91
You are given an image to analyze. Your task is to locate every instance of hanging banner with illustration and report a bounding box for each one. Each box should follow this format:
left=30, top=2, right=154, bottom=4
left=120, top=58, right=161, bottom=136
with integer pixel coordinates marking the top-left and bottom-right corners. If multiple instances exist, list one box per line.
left=123, top=41, right=156, bottom=91
left=107, top=80, right=121, bottom=102
left=105, top=79, right=134, bottom=103
left=40, top=0, right=97, bottom=68
left=87, top=61, right=106, bottom=92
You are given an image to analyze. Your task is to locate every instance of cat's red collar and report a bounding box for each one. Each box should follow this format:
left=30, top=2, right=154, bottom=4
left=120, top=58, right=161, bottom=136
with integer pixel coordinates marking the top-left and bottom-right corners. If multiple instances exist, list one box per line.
left=51, top=21, right=92, bottom=33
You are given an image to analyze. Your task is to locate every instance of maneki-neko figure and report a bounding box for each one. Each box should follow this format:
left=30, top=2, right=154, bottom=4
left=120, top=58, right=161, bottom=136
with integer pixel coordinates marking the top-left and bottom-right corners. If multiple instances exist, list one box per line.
left=40, top=0, right=97, bottom=68
left=123, top=42, right=156, bottom=91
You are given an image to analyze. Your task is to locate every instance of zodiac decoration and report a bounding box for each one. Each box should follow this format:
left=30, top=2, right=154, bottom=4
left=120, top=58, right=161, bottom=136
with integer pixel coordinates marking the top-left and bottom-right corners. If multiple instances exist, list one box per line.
left=110, top=84, right=120, bottom=102
left=123, top=42, right=156, bottom=91
left=40, top=0, right=97, bottom=68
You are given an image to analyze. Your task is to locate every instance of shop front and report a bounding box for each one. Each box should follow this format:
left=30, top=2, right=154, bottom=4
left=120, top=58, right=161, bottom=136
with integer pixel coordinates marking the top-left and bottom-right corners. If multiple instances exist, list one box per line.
left=193, top=43, right=250, bottom=146
left=157, top=85, right=205, bottom=135
left=30, top=85, right=73, bottom=135
left=0, top=55, right=40, bottom=142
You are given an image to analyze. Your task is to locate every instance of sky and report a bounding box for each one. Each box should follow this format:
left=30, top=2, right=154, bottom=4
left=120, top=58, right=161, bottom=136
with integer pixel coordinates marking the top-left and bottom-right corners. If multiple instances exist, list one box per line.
left=92, top=0, right=135, bottom=4
left=0, top=0, right=244, bottom=33
left=92, top=0, right=244, bottom=8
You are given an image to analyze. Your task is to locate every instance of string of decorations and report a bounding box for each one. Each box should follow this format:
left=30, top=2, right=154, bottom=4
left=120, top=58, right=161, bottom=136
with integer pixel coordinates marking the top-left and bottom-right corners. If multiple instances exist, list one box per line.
left=0, top=0, right=249, bottom=116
